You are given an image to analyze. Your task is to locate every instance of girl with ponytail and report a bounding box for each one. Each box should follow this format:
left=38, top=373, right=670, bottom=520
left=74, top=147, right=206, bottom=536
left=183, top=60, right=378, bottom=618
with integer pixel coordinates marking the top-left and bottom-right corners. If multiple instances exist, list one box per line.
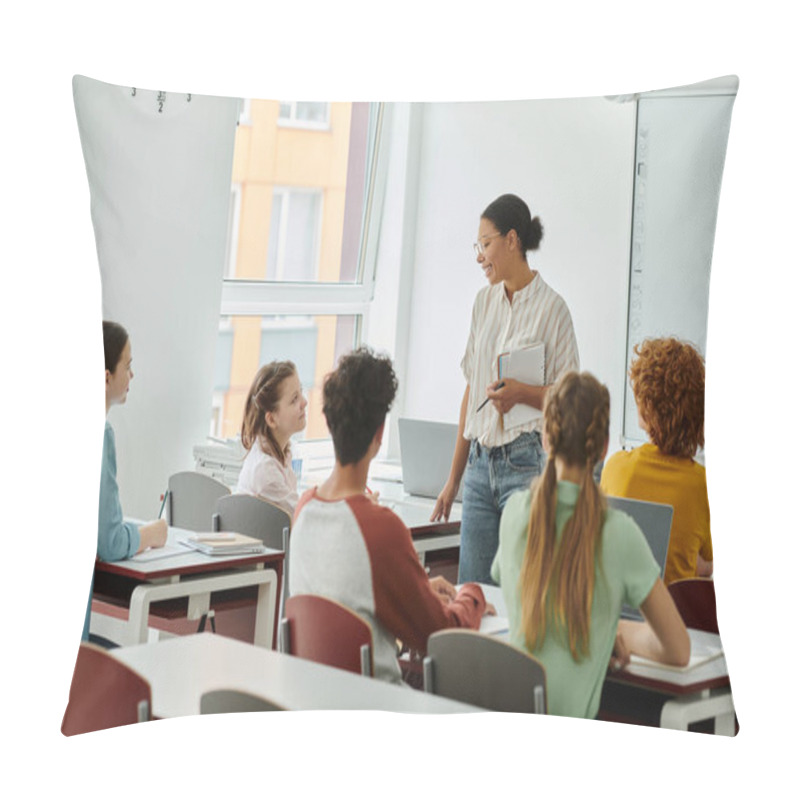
left=235, top=361, right=308, bottom=514
left=491, top=371, right=690, bottom=719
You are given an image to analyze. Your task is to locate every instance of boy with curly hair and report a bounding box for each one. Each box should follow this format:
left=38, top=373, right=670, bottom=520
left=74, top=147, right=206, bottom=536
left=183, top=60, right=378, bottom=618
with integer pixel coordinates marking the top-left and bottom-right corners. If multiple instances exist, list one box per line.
left=289, top=347, right=489, bottom=684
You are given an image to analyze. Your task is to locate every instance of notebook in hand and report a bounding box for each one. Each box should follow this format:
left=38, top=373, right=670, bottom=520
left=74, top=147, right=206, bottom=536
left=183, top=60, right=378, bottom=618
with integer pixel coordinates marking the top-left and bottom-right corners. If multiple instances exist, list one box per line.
left=497, top=342, right=545, bottom=431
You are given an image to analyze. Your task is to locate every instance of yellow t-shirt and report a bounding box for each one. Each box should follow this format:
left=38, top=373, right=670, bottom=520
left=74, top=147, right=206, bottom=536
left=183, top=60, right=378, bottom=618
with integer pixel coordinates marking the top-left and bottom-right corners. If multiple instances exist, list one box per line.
left=600, top=442, right=712, bottom=585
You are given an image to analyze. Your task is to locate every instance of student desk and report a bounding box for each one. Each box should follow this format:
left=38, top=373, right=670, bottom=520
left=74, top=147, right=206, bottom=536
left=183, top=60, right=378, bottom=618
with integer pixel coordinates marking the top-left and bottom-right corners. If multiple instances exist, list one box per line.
left=92, top=526, right=283, bottom=648
left=602, top=644, right=734, bottom=734
left=475, top=584, right=735, bottom=735
left=111, top=633, right=485, bottom=716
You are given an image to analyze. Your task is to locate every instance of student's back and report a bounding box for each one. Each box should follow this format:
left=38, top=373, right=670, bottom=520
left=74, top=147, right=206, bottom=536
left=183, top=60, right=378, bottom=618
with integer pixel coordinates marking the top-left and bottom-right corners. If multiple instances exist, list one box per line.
left=493, top=484, right=659, bottom=718
left=602, top=338, right=712, bottom=583
left=491, top=371, right=689, bottom=719
left=601, top=443, right=710, bottom=584
left=292, top=487, right=485, bottom=684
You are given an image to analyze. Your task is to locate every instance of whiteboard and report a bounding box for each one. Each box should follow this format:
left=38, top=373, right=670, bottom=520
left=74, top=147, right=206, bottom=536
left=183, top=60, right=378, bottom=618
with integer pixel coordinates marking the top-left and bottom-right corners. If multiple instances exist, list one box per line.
left=623, top=82, right=737, bottom=446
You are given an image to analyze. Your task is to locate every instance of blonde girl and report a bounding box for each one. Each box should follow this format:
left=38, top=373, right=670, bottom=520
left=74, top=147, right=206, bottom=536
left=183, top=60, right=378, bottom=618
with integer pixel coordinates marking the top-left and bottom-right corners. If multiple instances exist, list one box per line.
left=491, top=371, right=689, bottom=719
left=235, top=361, right=308, bottom=514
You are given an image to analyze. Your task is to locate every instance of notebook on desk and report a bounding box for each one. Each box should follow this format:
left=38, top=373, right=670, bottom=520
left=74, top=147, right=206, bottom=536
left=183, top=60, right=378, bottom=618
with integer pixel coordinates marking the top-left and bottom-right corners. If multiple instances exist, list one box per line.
left=606, top=495, right=673, bottom=621
left=398, top=418, right=463, bottom=501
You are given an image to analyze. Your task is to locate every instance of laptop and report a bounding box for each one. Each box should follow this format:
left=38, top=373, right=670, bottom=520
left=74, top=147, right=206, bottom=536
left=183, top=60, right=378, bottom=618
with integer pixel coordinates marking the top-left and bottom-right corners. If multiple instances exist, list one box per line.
left=606, top=495, right=673, bottom=621
left=398, top=418, right=463, bottom=501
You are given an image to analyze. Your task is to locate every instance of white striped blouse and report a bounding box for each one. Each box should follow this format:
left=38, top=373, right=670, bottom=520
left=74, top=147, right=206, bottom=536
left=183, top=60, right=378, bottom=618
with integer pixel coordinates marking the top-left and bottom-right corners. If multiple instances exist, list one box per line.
left=460, top=271, right=580, bottom=447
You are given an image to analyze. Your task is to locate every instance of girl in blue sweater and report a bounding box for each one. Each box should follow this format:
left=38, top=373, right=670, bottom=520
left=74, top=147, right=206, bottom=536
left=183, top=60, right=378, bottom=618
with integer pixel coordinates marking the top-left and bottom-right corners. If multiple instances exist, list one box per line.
left=81, top=322, right=167, bottom=641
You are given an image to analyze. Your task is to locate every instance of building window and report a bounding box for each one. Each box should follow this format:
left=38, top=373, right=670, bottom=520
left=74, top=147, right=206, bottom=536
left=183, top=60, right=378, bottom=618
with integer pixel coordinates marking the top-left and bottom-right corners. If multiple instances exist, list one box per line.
left=278, top=101, right=330, bottom=129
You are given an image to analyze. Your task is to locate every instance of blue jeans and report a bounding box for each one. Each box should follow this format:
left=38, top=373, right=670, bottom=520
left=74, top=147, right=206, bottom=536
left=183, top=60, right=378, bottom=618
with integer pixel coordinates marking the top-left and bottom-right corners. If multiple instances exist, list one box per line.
left=458, top=431, right=546, bottom=585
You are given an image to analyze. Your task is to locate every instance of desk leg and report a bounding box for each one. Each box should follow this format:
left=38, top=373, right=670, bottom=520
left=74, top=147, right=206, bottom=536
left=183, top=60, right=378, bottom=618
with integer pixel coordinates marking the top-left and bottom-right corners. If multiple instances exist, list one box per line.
left=253, top=571, right=278, bottom=649
left=659, top=690, right=735, bottom=736
left=127, top=569, right=279, bottom=648
left=714, top=710, right=736, bottom=736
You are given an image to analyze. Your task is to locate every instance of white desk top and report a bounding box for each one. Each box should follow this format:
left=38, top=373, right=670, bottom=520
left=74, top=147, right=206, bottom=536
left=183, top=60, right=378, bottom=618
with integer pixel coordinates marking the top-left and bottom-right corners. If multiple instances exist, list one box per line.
left=475, top=584, right=728, bottom=689
left=112, top=633, right=486, bottom=717
left=100, top=526, right=283, bottom=578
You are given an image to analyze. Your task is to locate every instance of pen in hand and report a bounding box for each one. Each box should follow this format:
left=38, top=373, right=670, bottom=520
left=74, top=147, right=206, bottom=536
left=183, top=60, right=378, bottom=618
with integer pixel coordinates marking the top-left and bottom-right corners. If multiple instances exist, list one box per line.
left=158, top=488, right=169, bottom=520
left=476, top=381, right=505, bottom=413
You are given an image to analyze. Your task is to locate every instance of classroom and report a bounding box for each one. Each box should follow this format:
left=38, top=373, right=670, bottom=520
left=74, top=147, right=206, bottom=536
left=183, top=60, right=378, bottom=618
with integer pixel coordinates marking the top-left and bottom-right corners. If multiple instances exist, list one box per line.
left=63, top=74, right=736, bottom=737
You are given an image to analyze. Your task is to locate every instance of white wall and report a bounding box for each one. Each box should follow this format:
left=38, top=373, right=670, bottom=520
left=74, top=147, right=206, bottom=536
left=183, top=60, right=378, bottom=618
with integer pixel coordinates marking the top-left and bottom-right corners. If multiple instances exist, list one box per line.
left=73, top=76, right=240, bottom=518
left=370, top=97, right=636, bottom=454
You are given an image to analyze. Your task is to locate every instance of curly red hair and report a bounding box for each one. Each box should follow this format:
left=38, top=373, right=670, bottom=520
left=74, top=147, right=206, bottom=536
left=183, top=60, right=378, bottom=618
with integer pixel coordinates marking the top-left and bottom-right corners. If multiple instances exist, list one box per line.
left=630, top=338, right=704, bottom=458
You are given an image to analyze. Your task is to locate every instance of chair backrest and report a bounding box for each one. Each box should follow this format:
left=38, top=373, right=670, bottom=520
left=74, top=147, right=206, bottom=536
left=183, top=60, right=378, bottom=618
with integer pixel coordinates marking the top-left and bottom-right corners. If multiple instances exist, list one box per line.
left=61, top=643, right=151, bottom=735
left=214, top=493, right=291, bottom=550
left=215, top=493, right=292, bottom=621
left=281, top=594, right=373, bottom=677
left=423, top=629, right=547, bottom=714
left=200, top=689, right=285, bottom=714
left=667, top=578, right=719, bottom=633
left=167, top=471, right=231, bottom=531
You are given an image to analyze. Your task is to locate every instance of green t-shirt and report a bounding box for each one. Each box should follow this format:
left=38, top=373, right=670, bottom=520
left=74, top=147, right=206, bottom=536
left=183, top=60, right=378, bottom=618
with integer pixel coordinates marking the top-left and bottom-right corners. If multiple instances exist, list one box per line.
left=490, top=481, right=660, bottom=719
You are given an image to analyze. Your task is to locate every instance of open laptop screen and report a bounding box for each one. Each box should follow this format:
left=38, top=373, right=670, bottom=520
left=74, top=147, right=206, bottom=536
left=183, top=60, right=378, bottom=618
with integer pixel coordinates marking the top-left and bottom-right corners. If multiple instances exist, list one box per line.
left=606, top=495, right=673, bottom=621
left=398, top=418, right=463, bottom=501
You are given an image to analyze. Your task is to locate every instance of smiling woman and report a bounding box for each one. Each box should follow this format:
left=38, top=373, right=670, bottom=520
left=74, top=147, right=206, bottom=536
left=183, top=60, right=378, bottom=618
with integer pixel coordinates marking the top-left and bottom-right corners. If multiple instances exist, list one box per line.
left=432, top=193, right=580, bottom=585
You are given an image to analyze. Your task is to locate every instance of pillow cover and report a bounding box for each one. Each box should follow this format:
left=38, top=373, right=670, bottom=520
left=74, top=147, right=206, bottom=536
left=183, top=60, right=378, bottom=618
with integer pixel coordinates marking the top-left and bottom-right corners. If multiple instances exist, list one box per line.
left=65, top=73, right=737, bottom=734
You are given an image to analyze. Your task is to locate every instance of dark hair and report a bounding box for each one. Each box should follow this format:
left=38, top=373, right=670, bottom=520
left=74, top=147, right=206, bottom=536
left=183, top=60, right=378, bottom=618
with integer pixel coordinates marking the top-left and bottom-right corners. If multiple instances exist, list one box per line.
left=481, top=194, right=543, bottom=255
left=241, top=361, right=298, bottom=463
left=102, top=321, right=129, bottom=374
left=322, top=347, right=398, bottom=466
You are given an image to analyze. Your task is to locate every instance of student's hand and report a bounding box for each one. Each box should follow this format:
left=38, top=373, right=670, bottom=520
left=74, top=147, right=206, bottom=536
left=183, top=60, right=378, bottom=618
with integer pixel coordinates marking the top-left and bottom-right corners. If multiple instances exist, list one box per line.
left=138, top=519, right=168, bottom=552
left=429, top=575, right=457, bottom=602
left=365, top=487, right=381, bottom=504
left=609, top=628, right=631, bottom=672
left=488, top=379, right=520, bottom=415
left=431, top=480, right=458, bottom=521
left=484, top=603, right=497, bottom=616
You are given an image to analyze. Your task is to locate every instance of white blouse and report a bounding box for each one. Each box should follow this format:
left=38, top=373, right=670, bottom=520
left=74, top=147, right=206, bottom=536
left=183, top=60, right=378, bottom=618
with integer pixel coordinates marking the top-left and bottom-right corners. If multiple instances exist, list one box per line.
left=235, top=440, right=299, bottom=515
left=461, top=271, right=579, bottom=447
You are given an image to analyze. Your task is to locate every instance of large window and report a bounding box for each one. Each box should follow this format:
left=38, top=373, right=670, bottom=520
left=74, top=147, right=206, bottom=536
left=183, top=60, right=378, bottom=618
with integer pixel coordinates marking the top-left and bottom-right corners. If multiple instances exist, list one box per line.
left=213, top=99, right=386, bottom=448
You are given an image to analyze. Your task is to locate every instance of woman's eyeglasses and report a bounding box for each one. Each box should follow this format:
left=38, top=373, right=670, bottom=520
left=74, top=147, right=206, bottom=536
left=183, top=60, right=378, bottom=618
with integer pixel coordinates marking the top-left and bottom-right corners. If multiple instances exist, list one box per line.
left=473, top=233, right=502, bottom=257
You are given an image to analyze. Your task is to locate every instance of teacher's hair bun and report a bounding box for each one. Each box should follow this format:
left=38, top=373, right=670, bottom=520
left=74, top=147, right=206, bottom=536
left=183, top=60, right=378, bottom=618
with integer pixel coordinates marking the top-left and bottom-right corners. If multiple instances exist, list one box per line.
left=528, top=216, right=544, bottom=251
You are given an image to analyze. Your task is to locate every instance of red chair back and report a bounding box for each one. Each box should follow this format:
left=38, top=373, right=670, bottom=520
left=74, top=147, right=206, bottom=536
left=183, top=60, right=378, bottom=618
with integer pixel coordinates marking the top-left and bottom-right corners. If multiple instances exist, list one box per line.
left=667, top=578, right=719, bottom=633
left=62, top=643, right=151, bottom=736
left=283, top=595, right=373, bottom=676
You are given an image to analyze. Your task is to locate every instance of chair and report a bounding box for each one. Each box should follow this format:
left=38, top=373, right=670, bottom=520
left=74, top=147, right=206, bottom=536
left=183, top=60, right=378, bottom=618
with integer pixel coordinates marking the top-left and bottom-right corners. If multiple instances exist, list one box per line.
left=280, top=594, right=373, bottom=676
left=166, top=471, right=231, bottom=531
left=61, top=642, right=151, bottom=735
left=668, top=578, right=719, bottom=633
left=200, top=689, right=285, bottom=714
left=214, top=493, right=292, bottom=621
left=423, top=629, right=547, bottom=713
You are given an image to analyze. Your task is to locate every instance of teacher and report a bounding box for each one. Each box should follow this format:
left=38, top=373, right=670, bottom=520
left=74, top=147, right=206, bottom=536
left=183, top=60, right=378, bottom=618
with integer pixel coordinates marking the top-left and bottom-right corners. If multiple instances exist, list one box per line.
left=431, top=194, right=580, bottom=584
